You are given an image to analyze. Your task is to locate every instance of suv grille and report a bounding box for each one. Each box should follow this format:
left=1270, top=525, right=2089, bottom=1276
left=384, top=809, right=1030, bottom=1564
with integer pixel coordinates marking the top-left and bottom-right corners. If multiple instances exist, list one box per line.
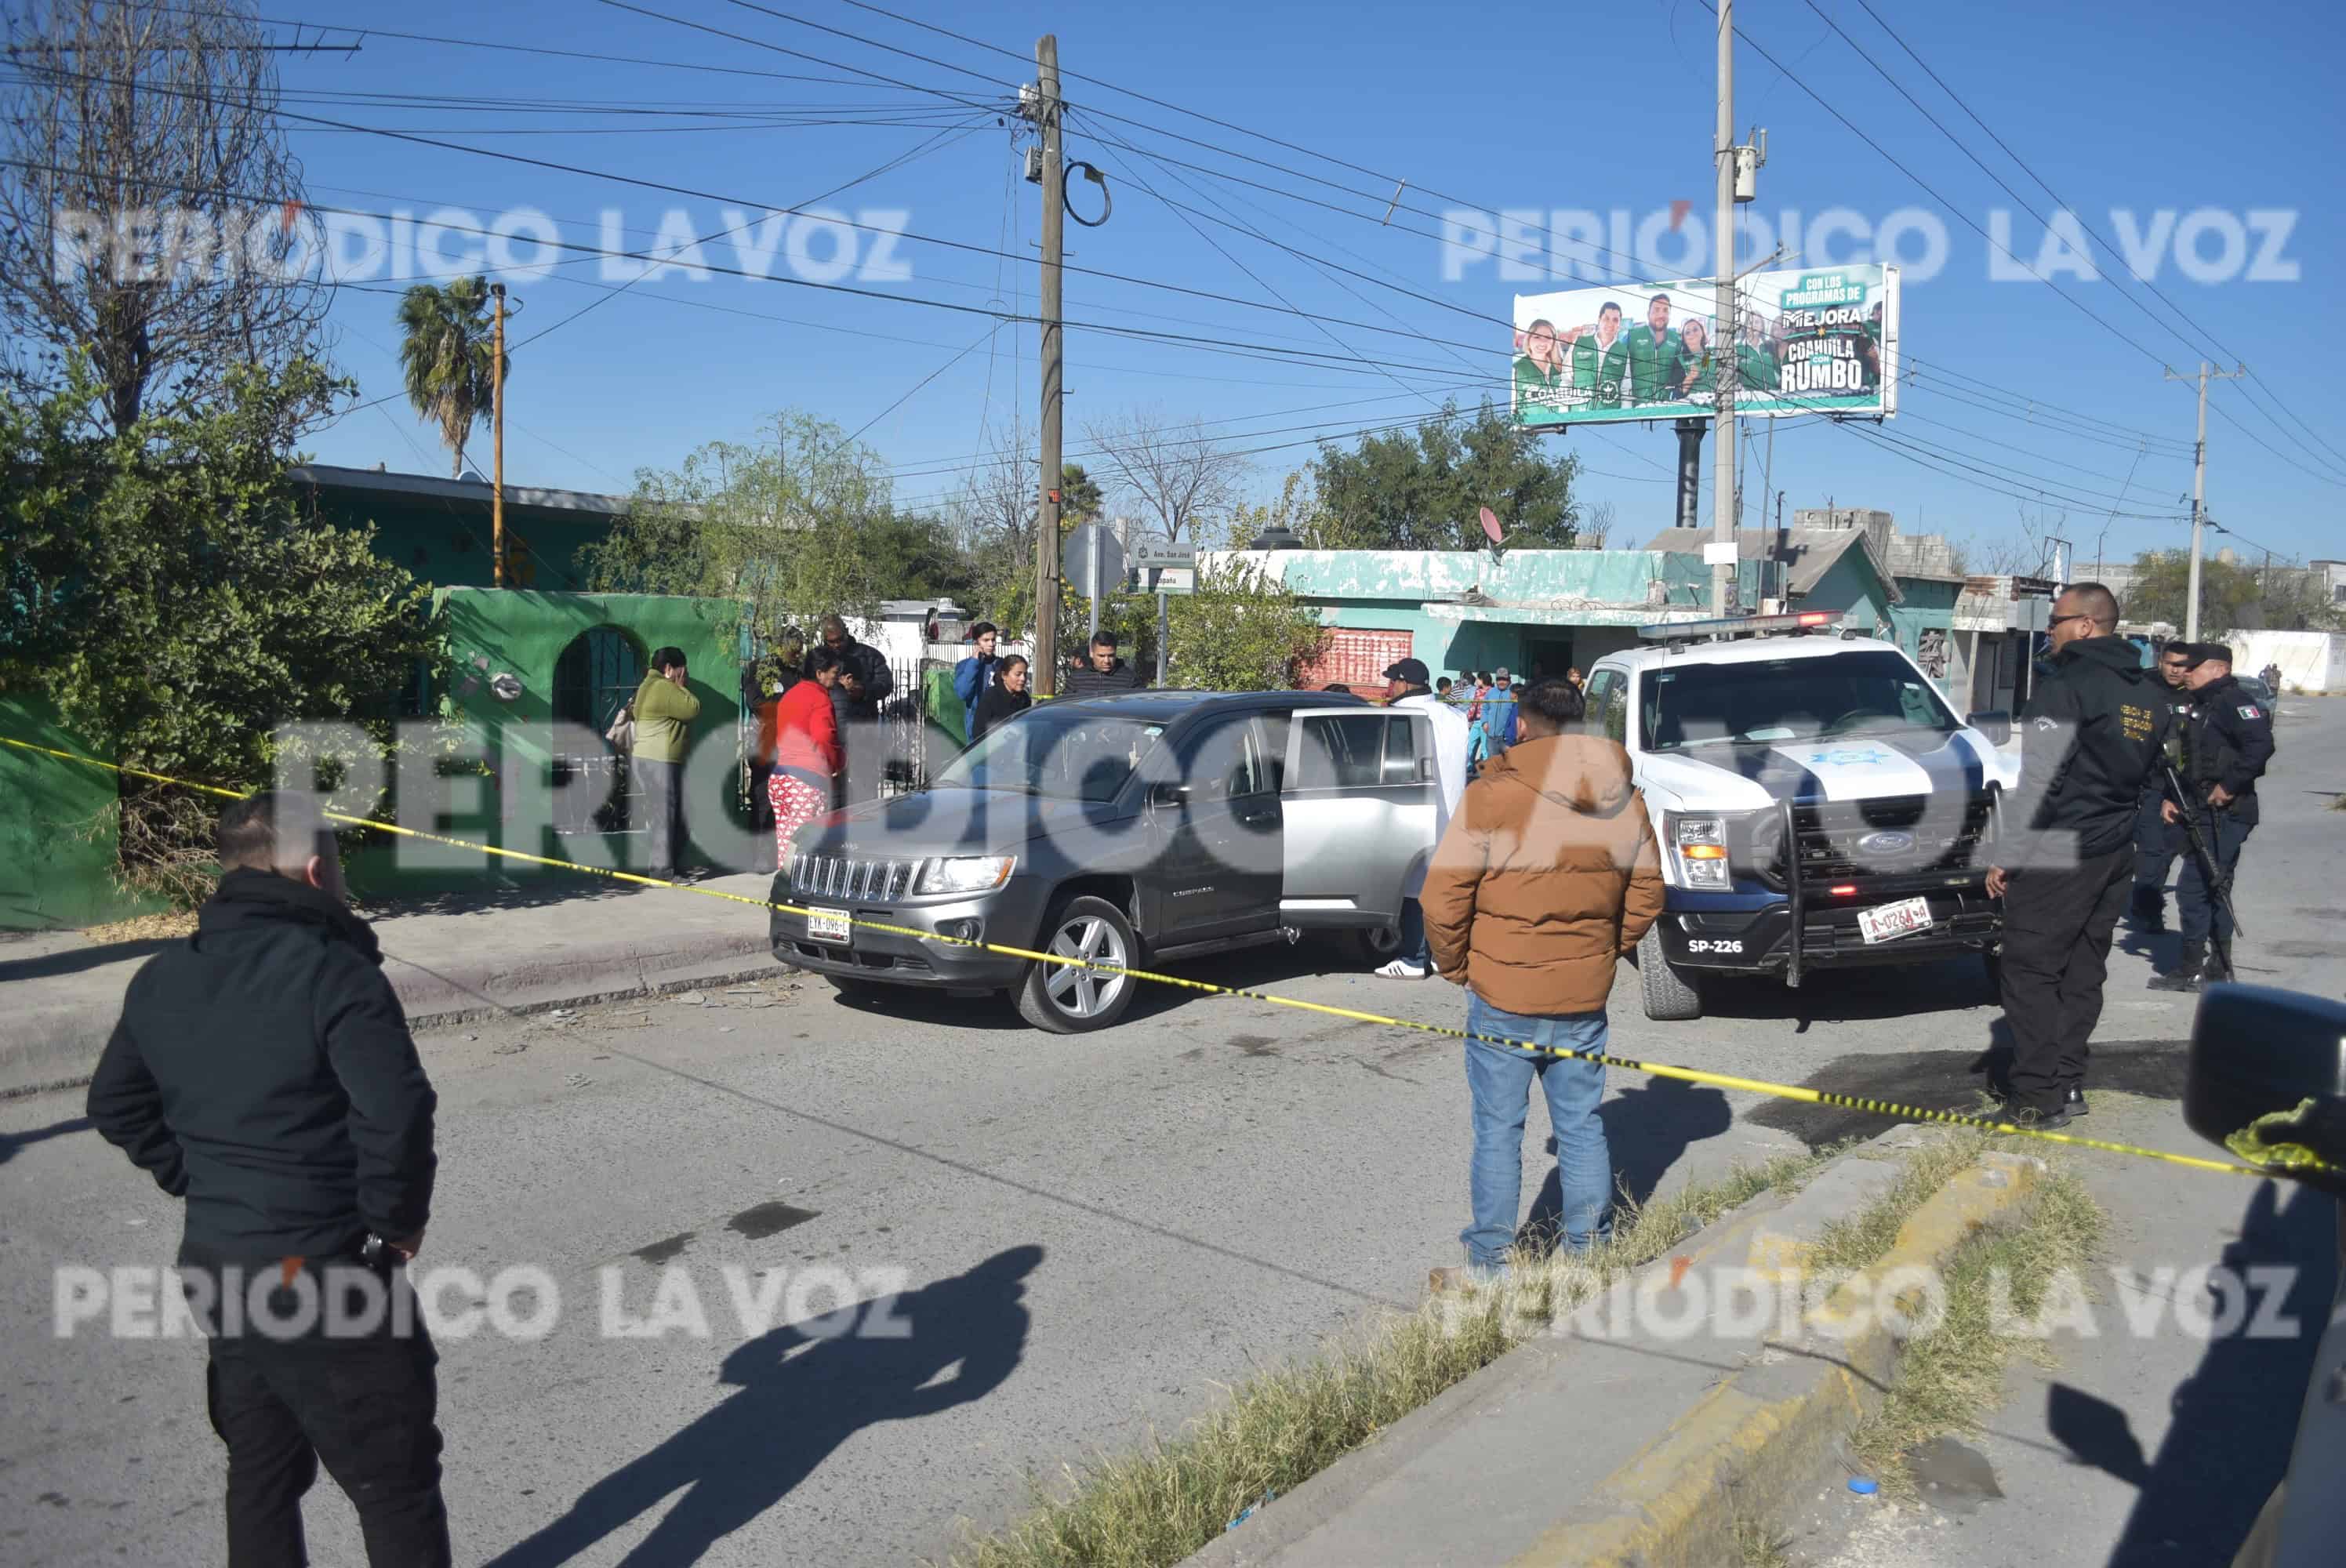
left=786, top=854, right=920, bottom=902
left=1767, top=793, right=1993, bottom=886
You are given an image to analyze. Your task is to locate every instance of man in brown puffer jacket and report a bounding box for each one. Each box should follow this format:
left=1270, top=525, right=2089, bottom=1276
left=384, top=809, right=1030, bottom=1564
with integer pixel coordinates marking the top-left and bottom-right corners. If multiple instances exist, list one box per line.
left=1423, top=677, right=1664, bottom=1281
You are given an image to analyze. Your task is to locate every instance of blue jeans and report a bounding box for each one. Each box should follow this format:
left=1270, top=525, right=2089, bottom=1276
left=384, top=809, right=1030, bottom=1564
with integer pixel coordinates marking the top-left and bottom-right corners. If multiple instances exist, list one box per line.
left=1461, top=993, right=1612, bottom=1269
left=1398, top=898, right=1431, bottom=967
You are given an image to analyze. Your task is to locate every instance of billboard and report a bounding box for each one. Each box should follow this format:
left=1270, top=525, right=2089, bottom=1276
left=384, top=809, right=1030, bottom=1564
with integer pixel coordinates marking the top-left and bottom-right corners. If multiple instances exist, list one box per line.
left=1510, top=264, right=1898, bottom=428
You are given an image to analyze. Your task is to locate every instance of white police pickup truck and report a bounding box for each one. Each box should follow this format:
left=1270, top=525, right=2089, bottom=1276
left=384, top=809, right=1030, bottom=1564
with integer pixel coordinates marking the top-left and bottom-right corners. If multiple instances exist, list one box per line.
left=1583, top=612, right=2021, bottom=1020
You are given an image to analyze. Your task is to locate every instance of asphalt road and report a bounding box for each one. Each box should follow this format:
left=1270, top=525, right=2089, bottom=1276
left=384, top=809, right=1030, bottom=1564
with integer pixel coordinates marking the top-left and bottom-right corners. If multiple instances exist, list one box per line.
left=4, top=698, right=2338, bottom=1567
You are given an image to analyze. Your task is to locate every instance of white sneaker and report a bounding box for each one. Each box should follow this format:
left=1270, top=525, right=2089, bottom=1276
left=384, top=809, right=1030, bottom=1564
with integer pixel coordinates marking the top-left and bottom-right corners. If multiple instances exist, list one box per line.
left=1375, top=958, right=1429, bottom=979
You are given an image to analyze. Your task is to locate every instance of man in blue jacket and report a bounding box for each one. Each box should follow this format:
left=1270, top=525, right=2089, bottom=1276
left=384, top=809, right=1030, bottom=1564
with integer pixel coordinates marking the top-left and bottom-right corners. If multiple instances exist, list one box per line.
left=953, top=621, right=1000, bottom=740
left=1484, top=669, right=1520, bottom=756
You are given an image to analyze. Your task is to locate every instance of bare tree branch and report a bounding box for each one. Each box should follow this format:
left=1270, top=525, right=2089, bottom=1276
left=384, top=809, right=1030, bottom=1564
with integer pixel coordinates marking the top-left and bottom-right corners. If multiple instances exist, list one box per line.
left=1, top=0, right=327, bottom=433
left=1080, top=405, right=1249, bottom=546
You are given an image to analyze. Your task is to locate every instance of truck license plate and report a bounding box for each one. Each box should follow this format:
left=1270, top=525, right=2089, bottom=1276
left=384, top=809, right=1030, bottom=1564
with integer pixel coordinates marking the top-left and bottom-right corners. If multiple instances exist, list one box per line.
left=1857, top=895, right=1932, bottom=945
left=807, top=906, right=852, bottom=944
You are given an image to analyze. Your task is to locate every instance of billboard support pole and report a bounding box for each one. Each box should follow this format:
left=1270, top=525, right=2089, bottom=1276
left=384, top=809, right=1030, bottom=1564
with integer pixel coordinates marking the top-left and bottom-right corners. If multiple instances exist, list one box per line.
left=1711, top=0, right=1737, bottom=615
left=1673, top=418, right=1704, bottom=532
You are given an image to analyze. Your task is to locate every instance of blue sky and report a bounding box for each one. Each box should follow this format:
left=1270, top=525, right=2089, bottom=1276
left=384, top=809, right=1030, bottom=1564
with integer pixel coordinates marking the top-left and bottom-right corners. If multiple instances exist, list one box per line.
left=263, top=0, right=2344, bottom=566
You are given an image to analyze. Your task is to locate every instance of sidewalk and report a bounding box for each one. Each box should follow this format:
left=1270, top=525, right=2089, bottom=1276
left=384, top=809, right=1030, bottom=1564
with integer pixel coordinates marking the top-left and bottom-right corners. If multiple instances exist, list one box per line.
left=0, top=870, right=779, bottom=1096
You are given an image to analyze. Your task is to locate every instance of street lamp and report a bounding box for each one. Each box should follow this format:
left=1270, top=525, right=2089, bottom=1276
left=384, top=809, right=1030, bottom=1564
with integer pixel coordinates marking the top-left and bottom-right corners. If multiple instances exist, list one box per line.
left=1251, top=521, right=1302, bottom=550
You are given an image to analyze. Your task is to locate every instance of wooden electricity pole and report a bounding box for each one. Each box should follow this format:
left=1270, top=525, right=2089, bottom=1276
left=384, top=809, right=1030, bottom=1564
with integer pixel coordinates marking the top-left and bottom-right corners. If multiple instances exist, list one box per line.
left=1033, top=35, right=1064, bottom=694
left=490, top=281, right=508, bottom=588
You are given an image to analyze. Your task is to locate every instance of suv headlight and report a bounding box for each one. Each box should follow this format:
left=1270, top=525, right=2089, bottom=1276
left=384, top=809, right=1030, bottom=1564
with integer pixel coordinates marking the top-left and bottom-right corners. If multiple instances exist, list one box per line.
left=915, top=855, right=1016, bottom=895
left=1667, top=812, right=1734, bottom=890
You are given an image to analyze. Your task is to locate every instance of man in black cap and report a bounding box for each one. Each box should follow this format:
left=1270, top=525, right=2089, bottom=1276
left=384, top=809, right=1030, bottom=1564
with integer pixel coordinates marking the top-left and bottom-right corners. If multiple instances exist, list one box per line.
left=2150, top=641, right=2275, bottom=990
left=87, top=790, right=448, bottom=1566
left=1375, top=658, right=1469, bottom=978
left=2126, top=640, right=2197, bottom=932
left=1984, top=583, right=2171, bottom=1127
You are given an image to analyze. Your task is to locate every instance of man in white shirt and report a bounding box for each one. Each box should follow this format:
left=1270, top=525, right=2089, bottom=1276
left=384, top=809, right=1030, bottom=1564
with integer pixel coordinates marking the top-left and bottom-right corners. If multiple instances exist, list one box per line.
left=1377, top=658, right=1471, bottom=978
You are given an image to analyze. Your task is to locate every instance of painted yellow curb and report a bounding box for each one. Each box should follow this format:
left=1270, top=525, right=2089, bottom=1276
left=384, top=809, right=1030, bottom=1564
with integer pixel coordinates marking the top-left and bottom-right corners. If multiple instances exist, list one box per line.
left=1509, top=1151, right=2044, bottom=1568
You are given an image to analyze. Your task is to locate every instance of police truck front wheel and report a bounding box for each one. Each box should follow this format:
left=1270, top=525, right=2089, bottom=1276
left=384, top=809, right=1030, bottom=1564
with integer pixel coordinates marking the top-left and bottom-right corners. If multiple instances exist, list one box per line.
left=1637, top=924, right=1705, bottom=1022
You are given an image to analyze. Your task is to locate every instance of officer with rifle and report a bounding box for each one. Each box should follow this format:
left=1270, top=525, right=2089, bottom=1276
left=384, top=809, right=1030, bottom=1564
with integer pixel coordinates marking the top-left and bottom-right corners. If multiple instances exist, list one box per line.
left=2150, top=642, right=2275, bottom=991
left=2126, top=640, right=2196, bottom=933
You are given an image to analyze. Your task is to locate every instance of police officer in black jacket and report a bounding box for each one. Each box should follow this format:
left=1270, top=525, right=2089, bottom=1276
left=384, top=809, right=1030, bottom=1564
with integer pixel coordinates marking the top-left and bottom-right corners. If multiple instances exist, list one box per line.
left=2149, top=642, right=2276, bottom=990
left=2125, top=640, right=2195, bottom=932
left=87, top=791, right=449, bottom=1567
left=1985, top=584, right=2172, bottom=1127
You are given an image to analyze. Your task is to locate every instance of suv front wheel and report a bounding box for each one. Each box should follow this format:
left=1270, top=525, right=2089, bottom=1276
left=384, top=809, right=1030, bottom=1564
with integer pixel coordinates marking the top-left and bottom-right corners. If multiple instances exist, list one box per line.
left=1017, top=895, right=1140, bottom=1033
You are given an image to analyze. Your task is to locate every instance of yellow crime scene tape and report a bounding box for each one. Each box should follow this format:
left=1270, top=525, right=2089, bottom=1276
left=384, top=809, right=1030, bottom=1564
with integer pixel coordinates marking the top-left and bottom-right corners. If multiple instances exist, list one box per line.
left=4, top=733, right=2321, bottom=1185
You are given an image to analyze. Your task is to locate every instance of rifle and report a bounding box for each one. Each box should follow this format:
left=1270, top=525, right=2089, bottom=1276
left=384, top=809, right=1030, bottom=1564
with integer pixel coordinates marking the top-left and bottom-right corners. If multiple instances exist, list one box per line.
left=2160, top=741, right=2244, bottom=978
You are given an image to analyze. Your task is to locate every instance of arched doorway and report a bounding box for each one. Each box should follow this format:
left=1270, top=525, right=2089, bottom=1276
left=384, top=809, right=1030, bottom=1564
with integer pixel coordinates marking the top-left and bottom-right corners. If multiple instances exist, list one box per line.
left=551, top=627, right=646, bottom=837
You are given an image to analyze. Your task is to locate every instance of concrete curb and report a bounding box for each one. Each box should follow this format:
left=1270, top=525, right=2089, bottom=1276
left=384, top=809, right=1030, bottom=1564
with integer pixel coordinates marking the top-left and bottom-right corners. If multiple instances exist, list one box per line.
left=1177, top=1130, right=2045, bottom=1568
left=0, top=932, right=780, bottom=1102
left=1507, top=1148, right=2043, bottom=1568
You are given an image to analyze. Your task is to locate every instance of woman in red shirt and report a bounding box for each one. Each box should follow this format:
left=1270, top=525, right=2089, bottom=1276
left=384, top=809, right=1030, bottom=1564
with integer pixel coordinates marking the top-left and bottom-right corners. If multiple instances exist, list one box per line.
left=767, top=648, right=844, bottom=860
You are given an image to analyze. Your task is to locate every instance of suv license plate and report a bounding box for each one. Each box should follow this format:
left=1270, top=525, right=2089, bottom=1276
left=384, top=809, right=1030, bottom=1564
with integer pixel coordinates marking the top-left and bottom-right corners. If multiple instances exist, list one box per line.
left=1857, top=895, right=1932, bottom=945
left=807, top=906, right=852, bottom=944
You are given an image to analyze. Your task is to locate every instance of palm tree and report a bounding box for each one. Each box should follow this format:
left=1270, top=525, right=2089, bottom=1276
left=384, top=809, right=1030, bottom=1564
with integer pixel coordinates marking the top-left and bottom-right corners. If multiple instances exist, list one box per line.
left=395, top=277, right=504, bottom=477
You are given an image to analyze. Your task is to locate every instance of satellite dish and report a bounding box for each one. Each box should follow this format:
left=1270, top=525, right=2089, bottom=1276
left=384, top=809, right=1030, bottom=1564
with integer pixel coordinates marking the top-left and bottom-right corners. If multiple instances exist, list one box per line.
left=1479, top=506, right=1503, bottom=545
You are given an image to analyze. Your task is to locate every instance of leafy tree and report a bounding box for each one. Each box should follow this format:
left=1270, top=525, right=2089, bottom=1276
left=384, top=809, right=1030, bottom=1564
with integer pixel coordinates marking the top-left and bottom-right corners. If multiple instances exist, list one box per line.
left=1311, top=399, right=1578, bottom=550
left=583, top=411, right=953, bottom=648
left=1157, top=557, right=1325, bottom=691
left=1059, top=462, right=1104, bottom=526
left=2127, top=547, right=2344, bottom=633
left=396, top=276, right=503, bottom=477
left=1, top=0, right=328, bottom=433
left=0, top=357, right=442, bottom=903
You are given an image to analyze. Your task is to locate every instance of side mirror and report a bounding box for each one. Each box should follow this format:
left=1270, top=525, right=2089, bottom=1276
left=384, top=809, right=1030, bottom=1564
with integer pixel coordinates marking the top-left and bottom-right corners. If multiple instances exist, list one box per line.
left=1148, top=781, right=1191, bottom=810
left=2186, top=984, right=2346, bottom=1193
left=1967, top=710, right=2012, bottom=746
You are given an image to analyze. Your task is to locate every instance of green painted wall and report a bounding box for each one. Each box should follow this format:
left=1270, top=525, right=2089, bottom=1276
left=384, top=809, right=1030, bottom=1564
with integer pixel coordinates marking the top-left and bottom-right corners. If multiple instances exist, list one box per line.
left=1258, top=549, right=1765, bottom=678
left=346, top=589, right=744, bottom=897
left=0, top=694, right=172, bottom=930
left=308, top=486, right=616, bottom=593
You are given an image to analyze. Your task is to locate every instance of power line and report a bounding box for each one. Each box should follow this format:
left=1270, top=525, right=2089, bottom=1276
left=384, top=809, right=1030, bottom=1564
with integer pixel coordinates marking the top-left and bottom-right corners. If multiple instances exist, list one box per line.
left=1843, top=0, right=2346, bottom=477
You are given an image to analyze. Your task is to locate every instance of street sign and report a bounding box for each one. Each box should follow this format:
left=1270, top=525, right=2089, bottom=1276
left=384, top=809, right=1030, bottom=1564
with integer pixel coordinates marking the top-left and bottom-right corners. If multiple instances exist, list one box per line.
left=1134, top=539, right=1197, bottom=568
left=1130, top=564, right=1194, bottom=596
left=1061, top=524, right=1125, bottom=601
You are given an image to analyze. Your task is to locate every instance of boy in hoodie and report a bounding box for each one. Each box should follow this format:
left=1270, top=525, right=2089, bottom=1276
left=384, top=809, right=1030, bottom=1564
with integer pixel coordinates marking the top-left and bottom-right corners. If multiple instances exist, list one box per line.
left=1984, top=583, right=2172, bottom=1127
left=1422, top=678, right=1663, bottom=1284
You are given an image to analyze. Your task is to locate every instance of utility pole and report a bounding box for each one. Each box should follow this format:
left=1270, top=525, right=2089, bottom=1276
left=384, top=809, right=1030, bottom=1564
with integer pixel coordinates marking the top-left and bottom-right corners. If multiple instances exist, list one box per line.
left=1032, top=36, right=1066, bottom=695
left=1710, top=0, right=1736, bottom=615
left=490, top=282, right=507, bottom=588
left=2165, top=360, right=2244, bottom=641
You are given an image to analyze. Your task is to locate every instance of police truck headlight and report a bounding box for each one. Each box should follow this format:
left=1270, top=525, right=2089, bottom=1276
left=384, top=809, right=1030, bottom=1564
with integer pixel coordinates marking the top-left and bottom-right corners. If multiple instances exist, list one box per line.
left=1669, top=814, right=1733, bottom=890
left=915, top=855, right=1017, bottom=895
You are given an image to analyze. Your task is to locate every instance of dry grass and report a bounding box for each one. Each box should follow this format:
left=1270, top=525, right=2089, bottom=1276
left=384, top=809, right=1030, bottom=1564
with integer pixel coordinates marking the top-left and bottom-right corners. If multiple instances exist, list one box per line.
left=1845, top=1157, right=2105, bottom=1491
left=946, top=1145, right=1850, bottom=1568
left=82, top=909, right=199, bottom=944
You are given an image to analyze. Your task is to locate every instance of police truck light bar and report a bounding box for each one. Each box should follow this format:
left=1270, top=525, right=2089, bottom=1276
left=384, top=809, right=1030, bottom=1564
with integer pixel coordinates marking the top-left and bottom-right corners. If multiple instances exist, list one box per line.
left=1636, top=611, right=1844, bottom=642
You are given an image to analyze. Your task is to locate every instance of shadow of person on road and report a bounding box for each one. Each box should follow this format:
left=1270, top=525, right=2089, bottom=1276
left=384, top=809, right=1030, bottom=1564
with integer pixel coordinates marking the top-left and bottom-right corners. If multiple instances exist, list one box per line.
left=487, top=1244, right=1044, bottom=1567
left=2043, top=1179, right=2336, bottom=1566
left=0, top=937, right=178, bottom=985
left=1518, top=1076, right=1734, bottom=1250
left=0, top=1116, right=92, bottom=1167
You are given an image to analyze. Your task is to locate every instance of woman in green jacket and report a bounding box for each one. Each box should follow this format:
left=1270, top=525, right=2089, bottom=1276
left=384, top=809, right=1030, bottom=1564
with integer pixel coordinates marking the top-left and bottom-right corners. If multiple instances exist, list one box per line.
left=630, top=646, right=702, bottom=880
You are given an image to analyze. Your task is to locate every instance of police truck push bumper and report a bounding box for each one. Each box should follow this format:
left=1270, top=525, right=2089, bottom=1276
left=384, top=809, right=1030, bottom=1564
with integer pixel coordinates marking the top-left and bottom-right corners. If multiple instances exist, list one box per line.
left=1658, top=884, right=1999, bottom=979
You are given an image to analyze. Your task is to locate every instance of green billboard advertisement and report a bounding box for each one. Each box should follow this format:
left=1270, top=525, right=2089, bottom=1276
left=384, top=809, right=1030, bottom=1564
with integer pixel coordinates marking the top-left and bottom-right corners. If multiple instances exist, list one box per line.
left=1510, top=264, right=1899, bottom=428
